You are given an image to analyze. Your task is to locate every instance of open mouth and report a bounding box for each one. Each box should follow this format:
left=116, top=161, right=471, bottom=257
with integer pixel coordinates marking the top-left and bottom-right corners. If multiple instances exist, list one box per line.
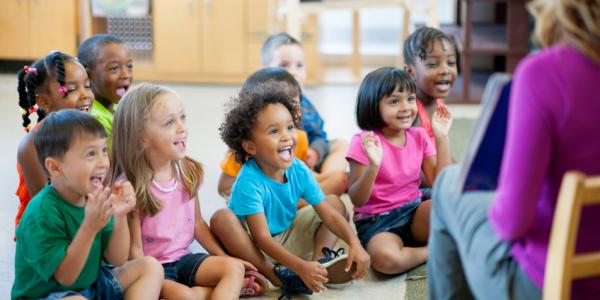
left=77, top=104, right=91, bottom=112
left=396, top=115, right=413, bottom=123
left=90, top=174, right=104, bottom=187
left=116, top=85, right=130, bottom=97
left=174, top=138, right=187, bottom=152
left=435, top=79, right=452, bottom=93
left=277, top=145, right=293, bottom=161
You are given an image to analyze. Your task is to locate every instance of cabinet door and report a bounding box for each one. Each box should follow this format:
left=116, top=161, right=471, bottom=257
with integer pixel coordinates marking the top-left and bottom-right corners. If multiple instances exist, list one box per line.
left=30, top=0, right=77, bottom=57
left=153, top=0, right=202, bottom=73
left=201, top=0, right=245, bottom=76
left=0, top=0, right=30, bottom=59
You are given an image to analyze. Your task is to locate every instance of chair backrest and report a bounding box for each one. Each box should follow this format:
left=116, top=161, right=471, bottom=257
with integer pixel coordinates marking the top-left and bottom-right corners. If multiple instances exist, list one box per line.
left=544, top=172, right=600, bottom=300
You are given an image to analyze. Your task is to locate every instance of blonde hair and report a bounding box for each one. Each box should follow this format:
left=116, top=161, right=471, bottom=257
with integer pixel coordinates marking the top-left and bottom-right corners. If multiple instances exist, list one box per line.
left=112, top=83, right=203, bottom=217
left=529, top=0, right=600, bottom=64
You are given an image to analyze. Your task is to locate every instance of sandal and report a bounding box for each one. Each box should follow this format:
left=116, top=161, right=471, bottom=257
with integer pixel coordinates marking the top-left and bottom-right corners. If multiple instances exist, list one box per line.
left=240, top=270, right=269, bottom=297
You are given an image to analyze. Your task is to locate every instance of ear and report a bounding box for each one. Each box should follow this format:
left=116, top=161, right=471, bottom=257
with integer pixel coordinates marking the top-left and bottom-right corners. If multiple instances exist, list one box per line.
left=405, top=64, right=416, bottom=79
left=36, top=94, right=52, bottom=112
left=44, top=157, right=62, bottom=178
left=241, top=139, right=257, bottom=157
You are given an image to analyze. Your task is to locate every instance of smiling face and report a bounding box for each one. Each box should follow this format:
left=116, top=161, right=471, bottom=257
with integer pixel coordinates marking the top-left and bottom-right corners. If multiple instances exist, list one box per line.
left=49, top=133, right=109, bottom=205
left=406, top=38, right=457, bottom=103
left=142, top=93, right=188, bottom=167
left=88, top=42, right=133, bottom=109
left=379, top=85, right=418, bottom=132
left=266, top=44, right=307, bottom=87
left=38, top=60, right=93, bottom=113
left=243, top=103, right=297, bottom=181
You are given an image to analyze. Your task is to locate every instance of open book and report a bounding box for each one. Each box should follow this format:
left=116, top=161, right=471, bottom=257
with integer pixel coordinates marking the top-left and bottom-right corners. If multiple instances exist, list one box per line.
left=456, top=73, right=512, bottom=193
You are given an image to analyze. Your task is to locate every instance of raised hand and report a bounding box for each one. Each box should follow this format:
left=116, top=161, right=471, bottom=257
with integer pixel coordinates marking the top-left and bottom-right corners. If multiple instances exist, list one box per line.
left=83, top=186, right=114, bottom=233
left=431, top=104, right=453, bottom=137
left=111, top=181, right=136, bottom=217
left=361, top=131, right=383, bottom=167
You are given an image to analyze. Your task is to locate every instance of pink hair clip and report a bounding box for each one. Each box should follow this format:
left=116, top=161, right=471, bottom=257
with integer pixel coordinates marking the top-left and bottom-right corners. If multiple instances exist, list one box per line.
left=28, top=107, right=37, bottom=114
left=58, top=86, right=68, bottom=94
left=23, top=65, right=37, bottom=75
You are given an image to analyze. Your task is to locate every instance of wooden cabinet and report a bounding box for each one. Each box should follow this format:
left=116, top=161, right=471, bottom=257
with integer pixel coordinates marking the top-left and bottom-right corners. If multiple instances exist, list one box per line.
left=81, top=0, right=321, bottom=84
left=0, top=0, right=76, bottom=60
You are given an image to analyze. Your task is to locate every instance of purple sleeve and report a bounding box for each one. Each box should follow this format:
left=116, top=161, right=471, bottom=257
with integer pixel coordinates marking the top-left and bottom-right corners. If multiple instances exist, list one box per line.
left=345, top=132, right=369, bottom=166
left=488, top=56, right=554, bottom=241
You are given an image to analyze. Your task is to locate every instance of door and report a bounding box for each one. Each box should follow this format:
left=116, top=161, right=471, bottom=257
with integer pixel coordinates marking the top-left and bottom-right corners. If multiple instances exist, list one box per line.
left=0, top=0, right=30, bottom=59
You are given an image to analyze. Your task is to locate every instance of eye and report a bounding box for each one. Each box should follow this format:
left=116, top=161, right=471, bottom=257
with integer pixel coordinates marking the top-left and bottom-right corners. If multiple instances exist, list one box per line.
left=85, top=82, right=92, bottom=89
left=296, top=62, right=304, bottom=68
left=110, top=66, right=120, bottom=73
left=448, top=60, right=457, bottom=66
left=127, top=63, right=133, bottom=70
left=269, top=128, right=279, bottom=135
left=279, top=62, right=289, bottom=68
left=87, top=150, right=96, bottom=159
left=180, top=113, right=186, bottom=121
left=102, top=146, right=108, bottom=155
left=426, top=63, right=438, bottom=68
left=287, top=124, right=295, bottom=131
left=390, top=98, right=400, bottom=105
left=165, top=119, right=174, bottom=126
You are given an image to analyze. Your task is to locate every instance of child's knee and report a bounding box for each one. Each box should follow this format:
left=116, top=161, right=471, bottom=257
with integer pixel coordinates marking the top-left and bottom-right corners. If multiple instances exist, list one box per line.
left=325, top=195, right=349, bottom=220
left=222, top=258, right=245, bottom=278
left=371, top=249, right=397, bottom=272
left=140, top=256, right=164, bottom=277
left=210, top=208, right=237, bottom=229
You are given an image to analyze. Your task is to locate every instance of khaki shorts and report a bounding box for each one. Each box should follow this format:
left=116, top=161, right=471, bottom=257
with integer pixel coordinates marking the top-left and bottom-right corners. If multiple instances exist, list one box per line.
left=243, top=206, right=322, bottom=263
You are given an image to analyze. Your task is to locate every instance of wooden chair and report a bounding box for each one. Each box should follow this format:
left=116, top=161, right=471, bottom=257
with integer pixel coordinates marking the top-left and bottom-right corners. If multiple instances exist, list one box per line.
left=544, top=172, right=600, bottom=300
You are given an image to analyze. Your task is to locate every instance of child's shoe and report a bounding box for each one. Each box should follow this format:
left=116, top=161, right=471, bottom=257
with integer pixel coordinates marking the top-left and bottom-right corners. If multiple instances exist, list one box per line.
left=273, top=265, right=312, bottom=299
left=318, top=247, right=355, bottom=284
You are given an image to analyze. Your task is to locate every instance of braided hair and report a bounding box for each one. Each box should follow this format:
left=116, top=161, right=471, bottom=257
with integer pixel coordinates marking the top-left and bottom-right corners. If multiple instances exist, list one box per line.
left=17, top=51, right=75, bottom=132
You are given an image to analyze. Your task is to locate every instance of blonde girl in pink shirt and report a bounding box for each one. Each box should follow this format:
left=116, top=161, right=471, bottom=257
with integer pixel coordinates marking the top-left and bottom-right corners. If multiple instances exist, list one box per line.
left=111, top=83, right=268, bottom=299
left=346, top=67, right=452, bottom=275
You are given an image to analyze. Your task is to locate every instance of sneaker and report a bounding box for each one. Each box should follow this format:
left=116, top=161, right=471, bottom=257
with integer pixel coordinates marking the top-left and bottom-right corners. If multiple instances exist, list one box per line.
left=273, top=265, right=312, bottom=299
left=318, top=247, right=355, bottom=284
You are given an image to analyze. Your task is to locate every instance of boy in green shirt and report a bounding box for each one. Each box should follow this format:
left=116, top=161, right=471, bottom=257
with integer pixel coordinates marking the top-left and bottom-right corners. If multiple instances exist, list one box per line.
left=12, top=110, right=162, bottom=300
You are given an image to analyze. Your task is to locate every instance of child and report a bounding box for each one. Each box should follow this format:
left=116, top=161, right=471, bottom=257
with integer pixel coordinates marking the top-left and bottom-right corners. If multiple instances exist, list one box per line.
left=403, top=27, right=458, bottom=146
left=218, top=67, right=347, bottom=200
left=261, top=32, right=349, bottom=174
left=15, top=51, right=93, bottom=228
left=12, top=109, right=163, bottom=299
left=111, top=83, right=266, bottom=299
left=210, top=82, right=370, bottom=299
left=78, top=34, right=133, bottom=149
left=346, top=67, right=452, bottom=275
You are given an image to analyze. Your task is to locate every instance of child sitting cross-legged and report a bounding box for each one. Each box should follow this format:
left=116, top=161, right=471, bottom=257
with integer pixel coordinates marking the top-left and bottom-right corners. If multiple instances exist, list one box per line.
left=11, top=109, right=163, bottom=300
left=210, top=81, right=370, bottom=299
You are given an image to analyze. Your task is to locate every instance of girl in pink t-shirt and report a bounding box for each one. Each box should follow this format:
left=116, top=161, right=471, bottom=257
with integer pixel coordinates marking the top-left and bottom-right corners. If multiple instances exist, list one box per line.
left=346, top=67, right=452, bottom=275
left=111, top=83, right=268, bottom=298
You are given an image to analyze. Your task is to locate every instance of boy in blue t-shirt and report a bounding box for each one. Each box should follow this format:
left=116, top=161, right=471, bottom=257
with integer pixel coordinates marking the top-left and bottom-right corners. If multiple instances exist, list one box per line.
left=12, top=110, right=163, bottom=300
left=211, top=82, right=370, bottom=299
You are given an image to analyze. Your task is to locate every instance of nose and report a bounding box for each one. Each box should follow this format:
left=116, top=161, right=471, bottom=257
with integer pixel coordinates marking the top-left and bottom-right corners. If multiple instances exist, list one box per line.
left=120, top=66, right=132, bottom=79
left=175, top=118, right=187, bottom=133
left=98, top=152, right=110, bottom=169
left=439, top=62, right=450, bottom=75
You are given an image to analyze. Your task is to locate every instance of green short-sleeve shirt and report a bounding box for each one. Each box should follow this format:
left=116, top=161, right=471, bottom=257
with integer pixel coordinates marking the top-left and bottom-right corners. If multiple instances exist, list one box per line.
left=91, top=99, right=115, bottom=150
left=11, top=184, right=113, bottom=300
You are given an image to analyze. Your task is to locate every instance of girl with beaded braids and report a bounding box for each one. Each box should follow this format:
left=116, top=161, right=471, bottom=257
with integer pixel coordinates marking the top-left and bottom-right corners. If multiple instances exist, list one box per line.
left=15, top=51, right=94, bottom=229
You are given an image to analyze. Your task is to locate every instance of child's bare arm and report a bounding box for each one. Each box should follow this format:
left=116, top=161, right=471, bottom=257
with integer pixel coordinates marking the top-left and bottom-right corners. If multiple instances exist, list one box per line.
left=423, top=105, right=453, bottom=184
left=247, top=213, right=328, bottom=293
left=313, top=200, right=370, bottom=279
left=17, top=132, right=46, bottom=197
left=105, top=182, right=136, bottom=265
left=347, top=132, right=383, bottom=206
left=194, top=199, right=228, bottom=256
left=127, top=211, right=145, bottom=259
left=217, top=172, right=235, bottom=201
left=54, top=187, right=113, bottom=286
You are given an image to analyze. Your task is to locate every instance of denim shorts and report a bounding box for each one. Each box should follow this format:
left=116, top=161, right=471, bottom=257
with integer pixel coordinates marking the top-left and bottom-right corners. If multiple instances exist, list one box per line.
left=354, top=200, right=423, bottom=247
left=40, top=264, right=124, bottom=300
left=163, top=253, right=210, bottom=287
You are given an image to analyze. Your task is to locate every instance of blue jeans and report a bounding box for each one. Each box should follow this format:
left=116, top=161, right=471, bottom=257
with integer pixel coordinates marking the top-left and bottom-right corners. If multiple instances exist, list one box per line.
left=163, top=252, right=210, bottom=287
left=428, top=165, right=541, bottom=300
left=40, top=265, right=124, bottom=300
left=354, top=199, right=422, bottom=247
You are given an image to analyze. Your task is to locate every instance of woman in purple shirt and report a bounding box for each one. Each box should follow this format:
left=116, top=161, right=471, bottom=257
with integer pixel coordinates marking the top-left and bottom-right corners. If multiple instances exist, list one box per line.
left=427, top=0, right=600, bottom=299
